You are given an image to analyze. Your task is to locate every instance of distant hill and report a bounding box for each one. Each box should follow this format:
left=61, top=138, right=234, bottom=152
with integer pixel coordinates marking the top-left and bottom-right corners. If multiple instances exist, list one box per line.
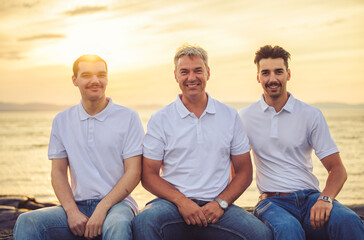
left=1, top=101, right=363, bottom=111
left=311, top=102, right=364, bottom=109
left=0, top=102, right=70, bottom=111
left=224, top=102, right=364, bottom=110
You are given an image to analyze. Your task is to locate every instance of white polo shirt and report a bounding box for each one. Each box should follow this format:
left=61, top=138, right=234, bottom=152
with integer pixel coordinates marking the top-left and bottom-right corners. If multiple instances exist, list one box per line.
left=143, top=94, right=250, bottom=201
left=239, top=94, right=339, bottom=194
left=48, top=98, right=144, bottom=213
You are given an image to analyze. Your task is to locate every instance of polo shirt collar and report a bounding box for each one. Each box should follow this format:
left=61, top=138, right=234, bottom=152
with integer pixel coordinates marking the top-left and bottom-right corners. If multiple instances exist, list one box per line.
left=78, top=97, right=114, bottom=121
left=176, top=93, right=216, bottom=118
left=259, top=92, right=296, bottom=113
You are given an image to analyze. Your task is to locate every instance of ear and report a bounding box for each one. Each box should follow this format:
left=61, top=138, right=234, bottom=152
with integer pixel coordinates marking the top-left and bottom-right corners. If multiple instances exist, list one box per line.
left=257, top=72, right=261, bottom=83
left=174, top=70, right=178, bottom=83
left=206, top=67, right=210, bottom=81
left=287, top=69, right=291, bottom=81
left=72, top=75, right=78, bottom=86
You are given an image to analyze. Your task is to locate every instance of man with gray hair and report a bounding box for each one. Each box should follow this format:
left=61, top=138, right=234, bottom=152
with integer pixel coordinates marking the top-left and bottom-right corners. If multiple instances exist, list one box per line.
left=132, top=44, right=272, bottom=240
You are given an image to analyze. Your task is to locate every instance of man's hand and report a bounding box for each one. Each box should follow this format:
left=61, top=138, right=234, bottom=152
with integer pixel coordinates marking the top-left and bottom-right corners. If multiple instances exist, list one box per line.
left=176, top=198, right=208, bottom=227
left=202, top=201, right=224, bottom=224
left=84, top=205, right=108, bottom=239
left=310, top=200, right=333, bottom=229
left=67, top=210, right=89, bottom=236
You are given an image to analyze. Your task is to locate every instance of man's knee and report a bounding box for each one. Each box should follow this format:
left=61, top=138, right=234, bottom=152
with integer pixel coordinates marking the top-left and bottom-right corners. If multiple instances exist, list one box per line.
left=15, top=212, right=36, bottom=230
left=13, top=211, right=43, bottom=239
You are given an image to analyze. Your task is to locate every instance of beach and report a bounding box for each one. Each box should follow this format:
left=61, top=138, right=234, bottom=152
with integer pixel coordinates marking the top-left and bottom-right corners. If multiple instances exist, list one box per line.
left=0, top=106, right=364, bottom=208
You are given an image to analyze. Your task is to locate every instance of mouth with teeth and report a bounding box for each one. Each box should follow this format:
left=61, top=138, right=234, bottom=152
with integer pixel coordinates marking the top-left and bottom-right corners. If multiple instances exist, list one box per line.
left=185, top=82, right=200, bottom=88
left=266, top=82, right=281, bottom=90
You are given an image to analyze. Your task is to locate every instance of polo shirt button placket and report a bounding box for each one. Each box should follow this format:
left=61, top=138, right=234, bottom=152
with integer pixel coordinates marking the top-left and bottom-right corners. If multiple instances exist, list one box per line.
left=88, top=118, right=95, bottom=146
left=270, top=113, right=279, bottom=138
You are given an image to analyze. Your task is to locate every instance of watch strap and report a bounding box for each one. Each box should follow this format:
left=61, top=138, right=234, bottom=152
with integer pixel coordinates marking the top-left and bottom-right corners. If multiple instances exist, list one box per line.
left=318, top=195, right=332, bottom=204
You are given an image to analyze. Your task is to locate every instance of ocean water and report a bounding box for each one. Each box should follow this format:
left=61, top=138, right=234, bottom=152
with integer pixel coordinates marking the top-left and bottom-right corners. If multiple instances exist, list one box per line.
left=0, top=107, right=363, bottom=208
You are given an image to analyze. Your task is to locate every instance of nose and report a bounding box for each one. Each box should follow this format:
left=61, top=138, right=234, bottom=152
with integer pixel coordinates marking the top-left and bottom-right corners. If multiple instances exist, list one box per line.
left=187, top=72, right=197, bottom=81
left=269, top=72, right=277, bottom=82
left=90, top=74, right=100, bottom=83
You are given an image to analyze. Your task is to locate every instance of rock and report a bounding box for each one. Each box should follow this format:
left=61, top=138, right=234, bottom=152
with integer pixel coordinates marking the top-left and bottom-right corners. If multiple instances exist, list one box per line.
left=0, top=195, right=363, bottom=240
left=0, top=195, right=58, bottom=240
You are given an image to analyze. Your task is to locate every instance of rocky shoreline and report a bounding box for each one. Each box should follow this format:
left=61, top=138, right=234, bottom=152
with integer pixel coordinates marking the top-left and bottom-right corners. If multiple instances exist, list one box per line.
left=1, top=195, right=363, bottom=240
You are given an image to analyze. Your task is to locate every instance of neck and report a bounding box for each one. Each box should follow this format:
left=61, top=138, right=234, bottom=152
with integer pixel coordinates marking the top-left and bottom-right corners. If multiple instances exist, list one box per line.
left=264, top=92, right=289, bottom=112
left=180, top=92, right=208, bottom=119
left=81, top=97, right=109, bottom=116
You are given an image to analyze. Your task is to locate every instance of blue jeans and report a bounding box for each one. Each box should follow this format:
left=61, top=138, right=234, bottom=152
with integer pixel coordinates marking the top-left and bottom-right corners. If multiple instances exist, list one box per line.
left=132, top=198, right=272, bottom=240
left=13, top=199, right=135, bottom=240
left=254, top=189, right=364, bottom=240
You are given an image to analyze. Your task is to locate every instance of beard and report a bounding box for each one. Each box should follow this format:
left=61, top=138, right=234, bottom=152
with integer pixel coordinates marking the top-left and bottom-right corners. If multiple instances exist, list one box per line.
left=265, top=82, right=283, bottom=98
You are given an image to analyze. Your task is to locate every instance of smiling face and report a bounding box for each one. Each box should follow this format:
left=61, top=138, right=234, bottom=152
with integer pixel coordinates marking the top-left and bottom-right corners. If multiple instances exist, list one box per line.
left=72, top=61, right=108, bottom=102
left=174, top=55, right=210, bottom=100
left=257, top=57, right=291, bottom=101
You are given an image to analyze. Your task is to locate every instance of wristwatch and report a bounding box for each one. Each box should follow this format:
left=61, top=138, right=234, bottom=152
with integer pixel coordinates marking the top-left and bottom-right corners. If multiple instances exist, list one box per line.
left=318, top=195, right=332, bottom=204
left=215, top=198, right=228, bottom=210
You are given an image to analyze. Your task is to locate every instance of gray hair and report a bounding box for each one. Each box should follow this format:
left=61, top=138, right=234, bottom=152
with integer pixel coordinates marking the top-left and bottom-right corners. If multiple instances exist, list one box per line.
left=174, top=44, right=208, bottom=69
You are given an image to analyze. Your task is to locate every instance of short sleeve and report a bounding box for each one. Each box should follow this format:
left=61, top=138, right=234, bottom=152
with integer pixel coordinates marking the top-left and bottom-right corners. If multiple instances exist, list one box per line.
left=122, top=111, right=144, bottom=160
left=48, top=116, right=67, bottom=159
left=143, top=114, right=165, bottom=160
left=231, top=111, right=250, bottom=155
left=310, top=110, right=339, bottom=160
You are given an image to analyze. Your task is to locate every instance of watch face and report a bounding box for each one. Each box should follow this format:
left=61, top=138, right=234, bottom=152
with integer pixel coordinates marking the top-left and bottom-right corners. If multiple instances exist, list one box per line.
left=221, top=201, right=228, bottom=208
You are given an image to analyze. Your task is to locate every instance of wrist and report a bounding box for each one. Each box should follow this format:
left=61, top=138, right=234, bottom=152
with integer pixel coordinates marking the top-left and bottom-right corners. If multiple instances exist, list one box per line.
left=215, top=198, right=228, bottom=210
left=317, top=195, right=332, bottom=204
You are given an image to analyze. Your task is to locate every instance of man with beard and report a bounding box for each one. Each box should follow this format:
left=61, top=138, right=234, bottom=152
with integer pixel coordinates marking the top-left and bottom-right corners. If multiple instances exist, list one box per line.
left=239, top=45, right=364, bottom=239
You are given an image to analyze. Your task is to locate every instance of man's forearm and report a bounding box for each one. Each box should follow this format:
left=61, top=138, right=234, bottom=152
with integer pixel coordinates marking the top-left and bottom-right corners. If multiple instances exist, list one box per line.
left=218, top=169, right=252, bottom=205
left=51, top=168, right=78, bottom=213
left=98, top=165, right=141, bottom=211
left=142, top=172, right=187, bottom=205
left=217, top=153, right=253, bottom=205
left=321, top=165, right=347, bottom=200
left=320, top=153, right=347, bottom=200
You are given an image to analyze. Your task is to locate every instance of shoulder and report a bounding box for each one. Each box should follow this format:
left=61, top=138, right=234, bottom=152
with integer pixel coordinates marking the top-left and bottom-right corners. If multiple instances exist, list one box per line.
left=111, top=103, right=139, bottom=117
left=211, top=98, right=238, bottom=116
left=150, top=101, right=176, bottom=120
left=293, top=99, right=322, bottom=117
left=53, top=105, right=78, bottom=121
left=239, top=100, right=260, bottom=117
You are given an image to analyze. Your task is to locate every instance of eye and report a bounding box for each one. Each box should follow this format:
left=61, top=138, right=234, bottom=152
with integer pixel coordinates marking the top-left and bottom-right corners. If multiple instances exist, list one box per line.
left=275, top=69, right=284, bottom=74
left=81, top=73, right=92, bottom=78
left=261, top=71, right=269, bottom=76
left=97, top=73, right=107, bottom=78
left=180, top=70, right=188, bottom=75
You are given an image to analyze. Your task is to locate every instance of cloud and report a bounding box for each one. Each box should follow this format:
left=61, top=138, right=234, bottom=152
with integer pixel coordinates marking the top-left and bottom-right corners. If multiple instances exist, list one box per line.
left=22, top=0, right=40, bottom=9
left=18, top=33, right=66, bottom=42
left=0, top=0, right=40, bottom=12
left=0, top=51, right=24, bottom=60
left=323, top=18, right=346, bottom=27
left=64, top=6, right=108, bottom=16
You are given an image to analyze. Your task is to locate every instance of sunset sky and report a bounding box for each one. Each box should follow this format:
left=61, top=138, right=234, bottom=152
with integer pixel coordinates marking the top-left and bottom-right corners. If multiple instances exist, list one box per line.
left=1, top=0, right=363, bottom=107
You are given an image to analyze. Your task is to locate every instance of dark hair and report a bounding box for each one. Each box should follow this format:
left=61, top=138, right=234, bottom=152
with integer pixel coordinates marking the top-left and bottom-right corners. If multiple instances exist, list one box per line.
left=254, top=45, right=291, bottom=69
left=73, top=54, right=107, bottom=77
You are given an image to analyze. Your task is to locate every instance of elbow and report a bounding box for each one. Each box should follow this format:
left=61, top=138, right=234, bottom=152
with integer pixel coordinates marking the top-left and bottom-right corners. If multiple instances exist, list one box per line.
left=246, top=172, right=253, bottom=187
left=343, top=168, right=348, bottom=183
left=140, top=171, right=154, bottom=192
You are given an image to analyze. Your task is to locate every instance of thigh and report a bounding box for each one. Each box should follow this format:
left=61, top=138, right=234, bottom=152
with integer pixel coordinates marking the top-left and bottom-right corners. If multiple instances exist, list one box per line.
left=133, top=198, right=193, bottom=240
left=254, top=199, right=305, bottom=240
left=14, top=205, right=83, bottom=240
left=302, top=193, right=364, bottom=240
left=201, top=205, right=272, bottom=240
left=102, top=201, right=135, bottom=240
